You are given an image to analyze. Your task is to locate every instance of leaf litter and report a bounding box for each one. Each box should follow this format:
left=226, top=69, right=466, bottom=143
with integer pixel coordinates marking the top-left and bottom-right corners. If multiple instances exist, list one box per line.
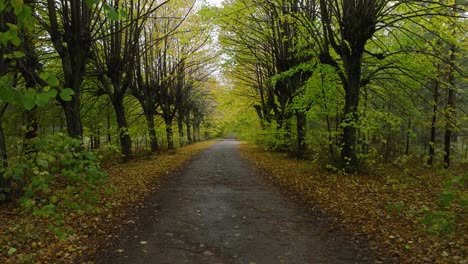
left=0, top=141, right=215, bottom=263
left=239, top=143, right=466, bottom=264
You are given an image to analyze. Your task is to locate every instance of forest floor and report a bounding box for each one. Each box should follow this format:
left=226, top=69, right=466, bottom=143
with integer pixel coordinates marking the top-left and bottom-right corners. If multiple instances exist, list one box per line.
left=239, top=143, right=466, bottom=263
left=1, top=140, right=216, bottom=263
left=96, top=138, right=377, bottom=264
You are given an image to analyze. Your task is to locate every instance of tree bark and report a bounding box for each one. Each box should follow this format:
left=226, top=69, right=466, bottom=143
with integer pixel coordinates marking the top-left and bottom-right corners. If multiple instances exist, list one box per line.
left=165, top=118, right=174, bottom=149
left=107, top=110, right=112, bottom=144
left=443, top=46, right=456, bottom=168
left=428, top=79, right=439, bottom=166
left=195, top=123, right=201, bottom=142
left=296, top=110, right=307, bottom=158
left=47, top=0, right=89, bottom=139
left=145, top=112, right=158, bottom=152
left=405, top=117, right=411, bottom=155
left=177, top=111, right=185, bottom=147
left=186, top=110, right=192, bottom=144
left=0, top=115, right=10, bottom=201
left=341, top=53, right=362, bottom=171
left=61, top=96, right=83, bottom=139
left=0, top=122, right=7, bottom=167
left=112, top=97, right=132, bottom=161
left=23, top=108, right=38, bottom=154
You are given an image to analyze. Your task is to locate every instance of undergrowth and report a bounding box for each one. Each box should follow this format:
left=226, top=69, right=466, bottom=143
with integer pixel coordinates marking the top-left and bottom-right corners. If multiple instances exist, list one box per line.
left=0, top=140, right=216, bottom=263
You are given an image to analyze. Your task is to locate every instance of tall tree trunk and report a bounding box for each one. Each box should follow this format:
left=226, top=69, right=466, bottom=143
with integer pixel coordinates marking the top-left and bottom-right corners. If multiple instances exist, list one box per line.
left=186, top=110, right=192, bottom=144
left=195, top=123, right=201, bottom=142
left=0, top=120, right=7, bottom=167
left=428, top=79, right=439, bottom=166
left=253, top=105, right=265, bottom=129
left=145, top=112, right=158, bottom=152
left=0, top=116, right=9, bottom=200
left=112, top=97, right=132, bottom=161
left=90, top=124, right=100, bottom=149
left=296, top=110, right=307, bottom=158
left=95, top=126, right=101, bottom=149
left=18, top=28, right=43, bottom=152
left=341, top=53, right=362, bottom=172
left=178, top=113, right=185, bottom=147
left=165, top=118, right=174, bottom=149
left=23, top=108, right=38, bottom=154
left=47, top=1, right=93, bottom=140
left=405, top=117, right=411, bottom=155
left=55, top=43, right=87, bottom=140
left=443, top=46, right=456, bottom=168
left=107, top=110, right=112, bottom=144
left=61, top=95, right=83, bottom=139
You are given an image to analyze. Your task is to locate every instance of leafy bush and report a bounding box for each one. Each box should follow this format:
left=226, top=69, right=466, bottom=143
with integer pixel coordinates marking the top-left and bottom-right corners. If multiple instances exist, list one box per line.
left=420, top=210, right=456, bottom=235
left=0, top=134, right=108, bottom=239
left=95, top=143, right=122, bottom=163
left=419, top=173, right=467, bottom=236
left=255, top=123, right=293, bottom=152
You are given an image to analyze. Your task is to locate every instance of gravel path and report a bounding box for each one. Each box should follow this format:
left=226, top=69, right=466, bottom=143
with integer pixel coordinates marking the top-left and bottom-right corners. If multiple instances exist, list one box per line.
left=97, top=139, right=373, bottom=264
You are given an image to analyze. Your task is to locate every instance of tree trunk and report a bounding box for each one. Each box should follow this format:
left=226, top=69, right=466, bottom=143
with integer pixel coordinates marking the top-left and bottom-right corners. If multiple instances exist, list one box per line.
left=0, top=116, right=10, bottom=201
left=107, top=110, right=112, bottom=144
left=341, top=53, right=362, bottom=172
left=112, top=97, right=132, bottom=161
left=90, top=124, right=100, bottom=149
left=254, top=105, right=265, bottom=129
left=186, top=111, right=192, bottom=144
left=145, top=112, right=158, bottom=152
left=95, top=126, right=101, bottom=149
left=61, top=96, right=83, bottom=139
left=165, top=118, right=174, bottom=149
left=296, top=110, right=307, bottom=158
left=177, top=113, right=185, bottom=147
left=195, top=124, right=201, bottom=142
left=322, top=81, right=335, bottom=158
left=405, top=117, right=411, bottom=155
left=443, top=46, right=456, bottom=168
left=428, top=79, right=439, bottom=166
left=23, top=108, right=39, bottom=154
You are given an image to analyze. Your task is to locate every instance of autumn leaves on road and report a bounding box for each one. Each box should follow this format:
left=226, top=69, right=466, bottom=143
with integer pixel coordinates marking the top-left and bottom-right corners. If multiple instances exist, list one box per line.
left=98, top=139, right=372, bottom=264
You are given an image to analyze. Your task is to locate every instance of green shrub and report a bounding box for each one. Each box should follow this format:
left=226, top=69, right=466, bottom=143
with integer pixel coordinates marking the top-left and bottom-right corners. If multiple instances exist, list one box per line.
left=1, top=134, right=108, bottom=239
left=418, top=173, right=467, bottom=236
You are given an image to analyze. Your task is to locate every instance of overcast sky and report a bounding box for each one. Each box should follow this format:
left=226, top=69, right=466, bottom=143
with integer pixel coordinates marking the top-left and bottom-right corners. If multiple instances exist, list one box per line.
left=205, top=0, right=224, bottom=7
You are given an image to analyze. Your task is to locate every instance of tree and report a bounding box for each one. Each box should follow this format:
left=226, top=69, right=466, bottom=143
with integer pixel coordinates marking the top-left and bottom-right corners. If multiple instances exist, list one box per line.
left=218, top=0, right=313, bottom=155
left=90, top=0, right=167, bottom=160
left=38, top=0, right=101, bottom=139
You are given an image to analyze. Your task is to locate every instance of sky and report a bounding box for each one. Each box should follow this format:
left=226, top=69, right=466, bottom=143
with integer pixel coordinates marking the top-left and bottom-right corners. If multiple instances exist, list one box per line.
left=205, top=0, right=224, bottom=7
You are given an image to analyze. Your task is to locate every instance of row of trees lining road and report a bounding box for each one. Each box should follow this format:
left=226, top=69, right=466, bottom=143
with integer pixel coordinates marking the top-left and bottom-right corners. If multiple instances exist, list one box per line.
left=214, top=0, right=467, bottom=172
left=0, top=0, right=219, bottom=200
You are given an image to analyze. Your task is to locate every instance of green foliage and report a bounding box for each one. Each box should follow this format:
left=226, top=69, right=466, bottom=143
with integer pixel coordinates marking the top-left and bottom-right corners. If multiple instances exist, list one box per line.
left=419, top=173, right=467, bottom=236
left=0, top=134, right=108, bottom=239
left=39, top=71, right=60, bottom=87
left=0, top=1, right=34, bottom=51
left=0, top=78, right=65, bottom=110
left=58, top=88, right=75, bottom=101
left=255, top=122, right=293, bottom=152
left=420, top=210, right=456, bottom=235
left=103, top=4, right=127, bottom=21
left=96, top=143, right=122, bottom=161
left=0, top=3, right=66, bottom=110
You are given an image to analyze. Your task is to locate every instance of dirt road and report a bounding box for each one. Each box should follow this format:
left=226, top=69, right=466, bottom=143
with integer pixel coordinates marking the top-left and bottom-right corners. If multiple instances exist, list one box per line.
left=97, top=139, right=374, bottom=264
